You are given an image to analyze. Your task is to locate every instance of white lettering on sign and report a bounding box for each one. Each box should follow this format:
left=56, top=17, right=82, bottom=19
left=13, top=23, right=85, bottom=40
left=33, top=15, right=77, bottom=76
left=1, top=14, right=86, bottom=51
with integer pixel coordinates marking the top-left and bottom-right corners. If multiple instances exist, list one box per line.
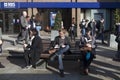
left=4, top=2, right=15, bottom=8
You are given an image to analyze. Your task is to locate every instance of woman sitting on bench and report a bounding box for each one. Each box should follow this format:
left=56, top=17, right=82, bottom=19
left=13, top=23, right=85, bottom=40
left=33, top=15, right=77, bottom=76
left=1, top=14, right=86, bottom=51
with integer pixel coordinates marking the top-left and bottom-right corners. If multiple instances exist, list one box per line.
left=79, top=30, right=94, bottom=75
left=80, top=43, right=94, bottom=75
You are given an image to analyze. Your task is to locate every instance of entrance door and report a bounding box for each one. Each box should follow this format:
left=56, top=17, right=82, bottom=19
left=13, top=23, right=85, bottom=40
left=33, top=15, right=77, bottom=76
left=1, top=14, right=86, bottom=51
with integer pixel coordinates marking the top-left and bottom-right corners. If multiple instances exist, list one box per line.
left=4, top=12, right=21, bottom=34
left=0, top=13, right=5, bottom=34
left=4, top=13, right=14, bottom=34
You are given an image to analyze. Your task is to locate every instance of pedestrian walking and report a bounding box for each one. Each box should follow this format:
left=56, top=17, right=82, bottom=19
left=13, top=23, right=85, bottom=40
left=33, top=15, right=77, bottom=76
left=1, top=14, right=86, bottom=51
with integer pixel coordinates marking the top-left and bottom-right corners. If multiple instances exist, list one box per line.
left=16, top=11, right=29, bottom=44
left=79, top=19, right=86, bottom=36
left=69, top=23, right=76, bottom=41
left=34, top=13, right=42, bottom=36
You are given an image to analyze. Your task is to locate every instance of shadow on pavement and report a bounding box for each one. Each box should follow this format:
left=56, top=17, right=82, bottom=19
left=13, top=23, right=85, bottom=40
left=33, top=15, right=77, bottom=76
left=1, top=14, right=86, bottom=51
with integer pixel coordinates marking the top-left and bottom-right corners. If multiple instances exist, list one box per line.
left=7, top=50, right=25, bottom=68
left=96, top=46, right=116, bottom=59
left=90, top=63, right=120, bottom=80
left=93, top=60, right=120, bottom=71
left=0, top=62, right=5, bottom=68
left=7, top=57, right=25, bottom=68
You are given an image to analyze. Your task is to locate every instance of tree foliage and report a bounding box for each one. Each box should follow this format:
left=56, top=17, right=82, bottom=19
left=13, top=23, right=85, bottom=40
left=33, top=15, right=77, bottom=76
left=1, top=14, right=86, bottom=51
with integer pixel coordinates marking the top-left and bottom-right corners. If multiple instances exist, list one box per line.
left=114, top=8, right=120, bottom=23
left=53, top=11, right=62, bottom=30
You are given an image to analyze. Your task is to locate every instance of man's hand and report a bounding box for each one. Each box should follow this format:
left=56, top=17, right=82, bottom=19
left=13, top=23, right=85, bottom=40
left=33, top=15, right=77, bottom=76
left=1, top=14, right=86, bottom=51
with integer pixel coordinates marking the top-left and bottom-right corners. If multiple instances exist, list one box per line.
left=23, top=44, right=28, bottom=48
left=61, top=44, right=66, bottom=48
left=54, top=44, right=59, bottom=49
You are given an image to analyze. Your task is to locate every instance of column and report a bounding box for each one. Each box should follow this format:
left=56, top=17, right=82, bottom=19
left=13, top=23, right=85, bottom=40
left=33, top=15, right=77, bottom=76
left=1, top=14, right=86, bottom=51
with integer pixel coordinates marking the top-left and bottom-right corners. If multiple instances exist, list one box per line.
left=76, top=8, right=81, bottom=37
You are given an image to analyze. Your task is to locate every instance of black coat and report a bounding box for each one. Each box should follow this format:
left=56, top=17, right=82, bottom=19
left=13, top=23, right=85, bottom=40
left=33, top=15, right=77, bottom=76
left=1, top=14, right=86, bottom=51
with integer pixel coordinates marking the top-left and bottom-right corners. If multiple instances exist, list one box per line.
left=27, top=35, right=43, bottom=61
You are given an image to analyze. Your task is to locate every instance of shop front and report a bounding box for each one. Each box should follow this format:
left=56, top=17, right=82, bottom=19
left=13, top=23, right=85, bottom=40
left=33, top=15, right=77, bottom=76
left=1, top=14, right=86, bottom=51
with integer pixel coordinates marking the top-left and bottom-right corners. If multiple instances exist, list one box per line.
left=0, top=9, right=26, bottom=34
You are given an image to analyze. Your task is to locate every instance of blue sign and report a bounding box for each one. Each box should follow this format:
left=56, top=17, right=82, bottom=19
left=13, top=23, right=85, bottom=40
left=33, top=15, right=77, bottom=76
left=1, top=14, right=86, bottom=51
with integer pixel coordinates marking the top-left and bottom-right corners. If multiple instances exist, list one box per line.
left=50, top=12, right=57, bottom=27
left=0, top=2, right=120, bottom=8
left=1, top=2, right=19, bottom=8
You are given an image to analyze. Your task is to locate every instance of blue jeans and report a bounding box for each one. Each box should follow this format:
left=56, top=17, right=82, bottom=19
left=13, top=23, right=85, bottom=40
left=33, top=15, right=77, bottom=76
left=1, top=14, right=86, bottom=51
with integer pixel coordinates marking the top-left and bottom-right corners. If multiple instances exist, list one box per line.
left=36, top=26, right=41, bottom=36
left=55, top=45, right=70, bottom=70
left=82, top=28, right=86, bottom=36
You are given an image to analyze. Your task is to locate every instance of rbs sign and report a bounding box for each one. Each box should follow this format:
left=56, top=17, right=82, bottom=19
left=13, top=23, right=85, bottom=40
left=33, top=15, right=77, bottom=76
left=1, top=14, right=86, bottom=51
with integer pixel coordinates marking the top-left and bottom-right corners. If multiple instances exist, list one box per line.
left=3, top=2, right=17, bottom=8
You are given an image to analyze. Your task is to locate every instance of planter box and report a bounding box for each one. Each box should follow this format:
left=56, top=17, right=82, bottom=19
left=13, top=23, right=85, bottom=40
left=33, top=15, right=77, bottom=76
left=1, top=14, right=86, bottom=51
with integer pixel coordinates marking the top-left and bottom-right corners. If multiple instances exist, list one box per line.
left=109, top=34, right=118, bottom=49
left=51, top=30, right=59, bottom=41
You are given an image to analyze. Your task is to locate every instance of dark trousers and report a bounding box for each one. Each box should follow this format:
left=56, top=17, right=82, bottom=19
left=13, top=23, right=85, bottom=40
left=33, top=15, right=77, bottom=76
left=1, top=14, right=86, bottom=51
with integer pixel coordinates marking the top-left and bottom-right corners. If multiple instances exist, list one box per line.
left=31, top=51, right=41, bottom=68
left=24, top=49, right=31, bottom=66
left=70, top=30, right=75, bottom=41
left=24, top=49, right=39, bottom=68
left=116, top=43, right=120, bottom=58
left=82, top=52, right=94, bottom=70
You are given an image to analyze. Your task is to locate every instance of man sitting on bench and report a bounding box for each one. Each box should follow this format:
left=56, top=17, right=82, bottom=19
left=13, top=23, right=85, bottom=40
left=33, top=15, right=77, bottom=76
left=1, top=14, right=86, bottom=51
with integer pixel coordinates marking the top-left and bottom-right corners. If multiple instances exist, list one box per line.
left=51, top=29, right=70, bottom=77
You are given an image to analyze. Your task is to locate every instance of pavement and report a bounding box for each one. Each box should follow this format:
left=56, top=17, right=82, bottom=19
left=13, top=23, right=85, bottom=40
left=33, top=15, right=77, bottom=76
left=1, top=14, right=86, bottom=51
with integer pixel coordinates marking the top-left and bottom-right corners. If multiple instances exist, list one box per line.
left=0, top=31, right=120, bottom=80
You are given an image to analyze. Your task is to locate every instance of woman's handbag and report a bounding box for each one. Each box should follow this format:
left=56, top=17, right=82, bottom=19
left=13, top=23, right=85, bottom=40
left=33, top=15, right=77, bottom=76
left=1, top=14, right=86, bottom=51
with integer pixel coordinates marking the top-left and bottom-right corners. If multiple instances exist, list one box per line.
left=48, top=48, right=57, bottom=54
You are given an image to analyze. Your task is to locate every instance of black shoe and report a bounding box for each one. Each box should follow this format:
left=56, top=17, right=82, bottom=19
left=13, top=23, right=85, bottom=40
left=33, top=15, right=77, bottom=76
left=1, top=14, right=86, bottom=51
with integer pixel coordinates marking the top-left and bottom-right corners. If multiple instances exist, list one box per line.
left=32, top=65, right=36, bottom=69
left=16, top=39, right=19, bottom=44
left=93, top=54, right=96, bottom=59
left=83, top=69, right=88, bottom=75
left=59, top=70, right=65, bottom=77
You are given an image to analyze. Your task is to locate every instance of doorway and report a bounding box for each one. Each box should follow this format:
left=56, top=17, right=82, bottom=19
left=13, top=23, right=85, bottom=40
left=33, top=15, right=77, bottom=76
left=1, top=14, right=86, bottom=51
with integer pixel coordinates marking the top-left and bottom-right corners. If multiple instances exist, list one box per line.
left=0, top=13, right=5, bottom=34
left=0, top=11, right=21, bottom=34
left=4, top=12, right=21, bottom=34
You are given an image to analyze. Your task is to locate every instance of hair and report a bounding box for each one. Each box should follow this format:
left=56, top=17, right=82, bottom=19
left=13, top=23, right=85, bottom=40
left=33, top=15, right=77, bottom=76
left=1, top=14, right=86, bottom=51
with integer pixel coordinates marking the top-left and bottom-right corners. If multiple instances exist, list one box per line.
left=26, top=16, right=30, bottom=18
left=31, top=28, right=38, bottom=35
left=35, top=13, right=41, bottom=21
left=22, top=11, right=27, bottom=15
left=59, top=29, right=66, bottom=34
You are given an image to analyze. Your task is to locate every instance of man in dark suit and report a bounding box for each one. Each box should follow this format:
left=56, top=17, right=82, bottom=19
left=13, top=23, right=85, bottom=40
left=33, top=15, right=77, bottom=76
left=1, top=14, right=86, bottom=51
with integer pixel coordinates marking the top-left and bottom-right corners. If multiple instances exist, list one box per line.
left=23, top=28, right=43, bottom=69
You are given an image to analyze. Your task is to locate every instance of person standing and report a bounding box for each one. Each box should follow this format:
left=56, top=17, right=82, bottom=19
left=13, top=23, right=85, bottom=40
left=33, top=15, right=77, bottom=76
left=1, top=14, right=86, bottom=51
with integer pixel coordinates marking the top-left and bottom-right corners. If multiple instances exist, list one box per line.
left=69, top=23, right=76, bottom=41
left=34, top=13, right=42, bottom=36
left=114, top=23, right=120, bottom=60
left=16, top=11, right=29, bottom=43
left=79, top=19, right=86, bottom=36
left=100, top=18, right=105, bottom=44
left=0, top=39, right=2, bottom=55
left=51, top=29, right=70, bottom=77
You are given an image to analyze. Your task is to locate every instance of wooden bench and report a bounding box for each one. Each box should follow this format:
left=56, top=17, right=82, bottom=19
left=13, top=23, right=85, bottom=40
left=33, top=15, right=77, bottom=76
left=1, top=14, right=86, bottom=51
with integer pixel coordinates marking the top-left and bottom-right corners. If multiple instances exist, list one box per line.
left=37, top=40, right=83, bottom=69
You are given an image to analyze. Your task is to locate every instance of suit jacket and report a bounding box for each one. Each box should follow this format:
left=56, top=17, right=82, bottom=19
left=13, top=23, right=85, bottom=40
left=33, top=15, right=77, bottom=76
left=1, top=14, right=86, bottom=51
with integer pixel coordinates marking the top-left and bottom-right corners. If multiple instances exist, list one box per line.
left=27, top=35, right=43, bottom=61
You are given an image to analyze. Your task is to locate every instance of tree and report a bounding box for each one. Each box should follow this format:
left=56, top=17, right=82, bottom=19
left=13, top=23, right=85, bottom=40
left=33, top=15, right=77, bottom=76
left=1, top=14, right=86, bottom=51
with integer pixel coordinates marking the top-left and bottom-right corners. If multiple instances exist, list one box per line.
left=53, top=11, right=62, bottom=30
left=112, top=8, right=120, bottom=33
left=114, top=8, right=120, bottom=23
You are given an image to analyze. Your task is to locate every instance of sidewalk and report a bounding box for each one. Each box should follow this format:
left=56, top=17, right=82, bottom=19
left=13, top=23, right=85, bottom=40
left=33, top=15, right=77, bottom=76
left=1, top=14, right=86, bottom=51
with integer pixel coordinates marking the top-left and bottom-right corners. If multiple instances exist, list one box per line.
left=0, top=33, right=120, bottom=80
